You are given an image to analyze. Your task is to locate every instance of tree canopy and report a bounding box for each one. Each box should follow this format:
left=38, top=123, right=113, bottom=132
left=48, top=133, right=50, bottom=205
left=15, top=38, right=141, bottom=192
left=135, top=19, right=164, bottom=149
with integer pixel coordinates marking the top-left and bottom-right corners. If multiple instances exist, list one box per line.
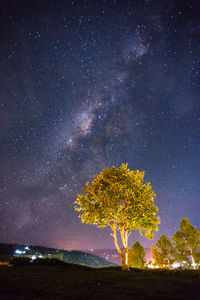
left=172, top=218, right=200, bottom=269
left=151, top=234, right=175, bottom=268
left=74, top=163, right=160, bottom=270
left=128, top=241, right=146, bottom=269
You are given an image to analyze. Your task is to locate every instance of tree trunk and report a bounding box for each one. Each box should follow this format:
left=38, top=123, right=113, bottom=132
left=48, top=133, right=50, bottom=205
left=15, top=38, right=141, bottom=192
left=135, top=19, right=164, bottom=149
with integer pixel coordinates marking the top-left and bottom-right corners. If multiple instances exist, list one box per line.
left=189, top=247, right=196, bottom=269
left=191, top=251, right=196, bottom=269
left=121, top=248, right=129, bottom=271
left=110, top=225, right=130, bottom=271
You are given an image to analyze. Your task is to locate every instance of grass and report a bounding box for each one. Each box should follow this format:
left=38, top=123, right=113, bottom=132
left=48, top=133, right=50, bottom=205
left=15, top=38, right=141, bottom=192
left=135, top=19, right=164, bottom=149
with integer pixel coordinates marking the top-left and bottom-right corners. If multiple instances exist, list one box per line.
left=0, top=264, right=200, bottom=299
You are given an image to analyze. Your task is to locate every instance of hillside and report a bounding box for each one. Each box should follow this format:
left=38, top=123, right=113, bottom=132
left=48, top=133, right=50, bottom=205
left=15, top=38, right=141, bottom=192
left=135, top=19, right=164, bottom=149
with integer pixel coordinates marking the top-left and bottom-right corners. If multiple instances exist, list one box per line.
left=0, top=243, right=115, bottom=268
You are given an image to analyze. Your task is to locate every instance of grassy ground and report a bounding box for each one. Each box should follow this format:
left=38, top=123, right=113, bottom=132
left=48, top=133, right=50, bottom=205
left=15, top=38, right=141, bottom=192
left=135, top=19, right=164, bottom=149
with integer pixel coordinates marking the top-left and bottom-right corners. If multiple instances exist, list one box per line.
left=0, top=264, right=199, bottom=299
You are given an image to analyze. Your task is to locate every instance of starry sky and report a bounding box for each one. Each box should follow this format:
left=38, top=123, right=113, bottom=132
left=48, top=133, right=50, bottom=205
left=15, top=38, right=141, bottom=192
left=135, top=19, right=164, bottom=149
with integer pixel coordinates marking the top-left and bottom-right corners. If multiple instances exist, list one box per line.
left=0, top=0, right=199, bottom=250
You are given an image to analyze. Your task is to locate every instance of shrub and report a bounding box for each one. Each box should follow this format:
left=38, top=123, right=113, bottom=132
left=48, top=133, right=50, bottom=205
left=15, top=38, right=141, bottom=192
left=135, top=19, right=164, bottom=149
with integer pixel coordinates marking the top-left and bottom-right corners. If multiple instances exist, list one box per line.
left=10, top=256, right=31, bottom=266
left=33, top=258, right=66, bottom=265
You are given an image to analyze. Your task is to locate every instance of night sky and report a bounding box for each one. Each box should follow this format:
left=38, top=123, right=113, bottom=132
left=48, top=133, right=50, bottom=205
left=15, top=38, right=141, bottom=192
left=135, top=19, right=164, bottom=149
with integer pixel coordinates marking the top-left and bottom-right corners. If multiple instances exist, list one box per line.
left=0, top=0, right=199, bottom=250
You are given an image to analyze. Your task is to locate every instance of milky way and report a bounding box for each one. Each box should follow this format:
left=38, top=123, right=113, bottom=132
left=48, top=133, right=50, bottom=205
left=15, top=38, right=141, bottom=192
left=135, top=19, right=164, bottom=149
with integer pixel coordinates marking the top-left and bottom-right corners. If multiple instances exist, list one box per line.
left=0, top=0, right=199, bottom=250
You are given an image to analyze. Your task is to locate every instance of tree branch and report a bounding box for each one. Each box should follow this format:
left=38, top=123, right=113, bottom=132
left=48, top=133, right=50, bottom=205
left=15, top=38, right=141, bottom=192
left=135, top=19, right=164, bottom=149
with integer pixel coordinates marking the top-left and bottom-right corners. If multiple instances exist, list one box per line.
left=127, top=231, right=132, bottom=238
left=120, top=228, right=128, bottom=249
left=125, top=230, right=129, bottom=247
left=110, top=225, right=122, bottom=257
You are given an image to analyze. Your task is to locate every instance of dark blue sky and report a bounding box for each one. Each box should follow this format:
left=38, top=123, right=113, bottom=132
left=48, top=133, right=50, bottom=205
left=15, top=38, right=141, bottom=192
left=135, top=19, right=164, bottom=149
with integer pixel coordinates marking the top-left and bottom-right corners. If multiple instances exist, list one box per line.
left=0, top=0, right=199, bottom=250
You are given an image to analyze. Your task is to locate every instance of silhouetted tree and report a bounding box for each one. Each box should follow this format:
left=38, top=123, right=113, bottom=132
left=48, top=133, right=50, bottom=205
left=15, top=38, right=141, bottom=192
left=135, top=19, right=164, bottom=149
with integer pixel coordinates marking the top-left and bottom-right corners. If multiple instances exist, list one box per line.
left=172, top=218, right=200, bottom=269
left=152, top=235, right=175, bottom=268
left=128, top=241, right=145, bottom=268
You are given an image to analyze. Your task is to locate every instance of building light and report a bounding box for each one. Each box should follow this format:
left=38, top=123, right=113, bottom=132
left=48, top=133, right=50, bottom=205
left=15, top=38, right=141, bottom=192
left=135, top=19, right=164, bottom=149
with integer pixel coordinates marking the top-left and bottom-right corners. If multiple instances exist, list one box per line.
left=15, top=249, right=26, bottom=255
left=172, top=263, right=180, bottom=269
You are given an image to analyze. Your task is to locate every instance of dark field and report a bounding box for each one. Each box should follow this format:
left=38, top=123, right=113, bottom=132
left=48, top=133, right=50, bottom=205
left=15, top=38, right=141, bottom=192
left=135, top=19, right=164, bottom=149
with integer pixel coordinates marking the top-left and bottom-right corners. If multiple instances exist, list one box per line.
left=0, top=264, right=200, bottom=300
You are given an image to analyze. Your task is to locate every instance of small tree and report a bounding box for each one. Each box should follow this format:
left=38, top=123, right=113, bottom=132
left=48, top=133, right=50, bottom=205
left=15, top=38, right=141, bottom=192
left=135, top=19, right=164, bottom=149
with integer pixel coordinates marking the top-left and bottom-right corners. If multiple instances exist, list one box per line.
left=151, top=235, right=175, bottom=268
left=172, top=218, right=200, bottom=269
left=128, top=241, right=145, bottom=268
left=74, top=163, right=160, bottom=270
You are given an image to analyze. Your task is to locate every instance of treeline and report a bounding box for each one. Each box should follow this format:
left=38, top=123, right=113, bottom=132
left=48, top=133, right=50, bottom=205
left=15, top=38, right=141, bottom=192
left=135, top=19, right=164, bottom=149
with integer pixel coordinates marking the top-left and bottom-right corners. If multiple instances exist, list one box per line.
left=129, top=218, right=200, bottom=269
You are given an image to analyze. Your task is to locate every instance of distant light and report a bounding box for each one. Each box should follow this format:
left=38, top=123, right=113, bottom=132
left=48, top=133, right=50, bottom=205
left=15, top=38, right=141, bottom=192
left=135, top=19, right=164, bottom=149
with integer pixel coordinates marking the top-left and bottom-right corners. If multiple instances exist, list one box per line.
left=172, top=263, right=181, bottom=269
left=25, top=246, right=30, bottom=250
left=15, top=249, right=26, bottom=254
left=147, top=264, right=154, bottom=269
left=31, top=255, right=37, bottom=260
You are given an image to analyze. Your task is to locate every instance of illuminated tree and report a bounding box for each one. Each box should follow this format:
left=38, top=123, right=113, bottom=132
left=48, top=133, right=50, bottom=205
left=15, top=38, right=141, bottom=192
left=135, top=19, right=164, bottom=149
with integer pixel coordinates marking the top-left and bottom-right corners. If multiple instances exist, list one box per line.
left=151, top=235, right=175, bottom=268
left=128, top=241, right=145, bottom=268
left=172, top=218, right=200, bottom=269
left=194, top=251, right=200, bottom=267
left=74, top=163, right=160, bottom=270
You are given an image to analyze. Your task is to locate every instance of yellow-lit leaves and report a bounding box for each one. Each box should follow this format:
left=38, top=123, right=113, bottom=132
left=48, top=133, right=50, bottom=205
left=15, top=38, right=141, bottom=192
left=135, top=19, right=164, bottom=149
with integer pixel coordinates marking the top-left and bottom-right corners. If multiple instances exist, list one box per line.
left=74, top=163, right=160, bottom=236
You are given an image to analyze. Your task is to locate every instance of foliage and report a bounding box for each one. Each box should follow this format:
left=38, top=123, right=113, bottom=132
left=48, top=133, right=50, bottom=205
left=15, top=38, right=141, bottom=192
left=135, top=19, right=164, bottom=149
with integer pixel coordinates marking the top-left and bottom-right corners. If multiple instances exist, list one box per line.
left=10, top=256, right=31, bottom=265
left=151, top=235, right=175, bottom=268
left=128, top=241, right=145, bottom=268
left=33, top=258, right=66, bottom=265
left=194, top=251, right=200, bottom=265
left=172, top=218, right=200, bottom=269
left=74, top=163, right=159, bottom=270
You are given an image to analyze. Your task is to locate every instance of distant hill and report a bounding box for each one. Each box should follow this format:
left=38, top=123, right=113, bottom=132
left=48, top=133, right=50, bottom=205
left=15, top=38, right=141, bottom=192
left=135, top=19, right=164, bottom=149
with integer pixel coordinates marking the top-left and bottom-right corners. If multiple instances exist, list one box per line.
left=0, top=243, right=115, bottom=268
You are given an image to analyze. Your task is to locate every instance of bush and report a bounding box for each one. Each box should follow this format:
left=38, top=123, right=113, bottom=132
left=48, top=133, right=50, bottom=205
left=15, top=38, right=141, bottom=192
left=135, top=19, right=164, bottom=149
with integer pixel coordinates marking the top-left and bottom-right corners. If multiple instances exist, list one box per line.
left=10, top=256, right=31, bottom=266
left=33, top=258, right=66, bottom=265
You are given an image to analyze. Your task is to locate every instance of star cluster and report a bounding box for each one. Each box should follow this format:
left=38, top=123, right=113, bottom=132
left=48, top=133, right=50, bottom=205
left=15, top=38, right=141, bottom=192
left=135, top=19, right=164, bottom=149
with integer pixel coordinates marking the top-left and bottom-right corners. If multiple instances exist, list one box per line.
left=0, top=0, right=199, bottom=250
